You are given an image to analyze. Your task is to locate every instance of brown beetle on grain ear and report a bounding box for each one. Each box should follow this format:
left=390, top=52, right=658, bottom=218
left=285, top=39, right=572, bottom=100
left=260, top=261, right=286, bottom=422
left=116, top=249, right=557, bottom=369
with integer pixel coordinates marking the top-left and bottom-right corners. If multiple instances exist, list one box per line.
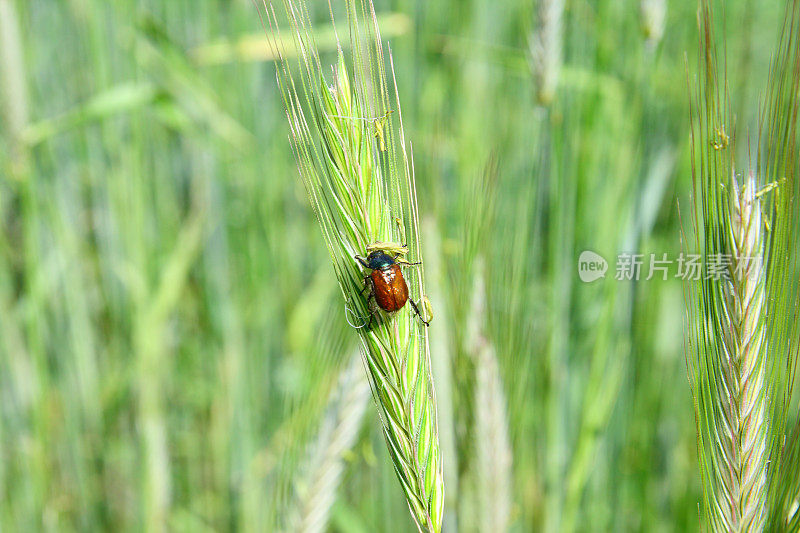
left=356, top=250, right=429, bottom=328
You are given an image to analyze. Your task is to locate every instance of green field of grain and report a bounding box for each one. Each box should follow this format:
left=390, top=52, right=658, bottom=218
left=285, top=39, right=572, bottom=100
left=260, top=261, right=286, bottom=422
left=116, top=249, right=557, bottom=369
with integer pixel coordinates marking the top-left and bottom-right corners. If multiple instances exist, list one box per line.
left=2, top=0, right=799, bottom=531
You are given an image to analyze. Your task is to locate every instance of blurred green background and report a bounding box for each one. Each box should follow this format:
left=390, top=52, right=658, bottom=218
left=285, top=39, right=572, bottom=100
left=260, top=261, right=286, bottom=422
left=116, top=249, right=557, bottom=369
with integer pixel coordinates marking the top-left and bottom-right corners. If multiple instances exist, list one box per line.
left=0, top=0, right=786, bottom=531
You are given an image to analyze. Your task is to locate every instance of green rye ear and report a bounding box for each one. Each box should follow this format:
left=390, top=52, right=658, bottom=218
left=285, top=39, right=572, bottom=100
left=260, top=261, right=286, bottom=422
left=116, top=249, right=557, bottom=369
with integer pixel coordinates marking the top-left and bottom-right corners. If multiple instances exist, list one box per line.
left=686, top=1, right=800, bottom=530
left=261, top=1, right=444, bottom=530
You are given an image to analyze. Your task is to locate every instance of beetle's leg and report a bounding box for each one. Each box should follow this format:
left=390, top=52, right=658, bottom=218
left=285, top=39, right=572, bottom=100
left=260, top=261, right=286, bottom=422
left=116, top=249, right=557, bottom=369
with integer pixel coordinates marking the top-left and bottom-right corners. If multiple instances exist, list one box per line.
left=362, top=280, right=376, bottom=310
left=394, top=254, right=422, bottom=267
left=360, top=276, right=371, bottom=296
left=360, top=279, right=377, bottom=330
left=366, top=308, right=379, bottom=329
left=409, top=298, right=430, bottom=327
left=355, top=255, right=369, bottom=268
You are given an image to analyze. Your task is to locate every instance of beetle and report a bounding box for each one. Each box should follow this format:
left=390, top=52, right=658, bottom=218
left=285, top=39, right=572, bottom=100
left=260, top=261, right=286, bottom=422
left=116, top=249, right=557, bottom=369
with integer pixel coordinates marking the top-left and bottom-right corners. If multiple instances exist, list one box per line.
left=355, top=249, right=430, bottom=327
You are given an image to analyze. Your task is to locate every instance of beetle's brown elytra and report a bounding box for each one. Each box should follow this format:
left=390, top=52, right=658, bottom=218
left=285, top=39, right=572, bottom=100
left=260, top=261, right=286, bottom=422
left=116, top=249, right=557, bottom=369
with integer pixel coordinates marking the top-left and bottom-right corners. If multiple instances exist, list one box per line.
left=370, top=263, right=409, bottom=312
left=356, top=249, right=430, bottom=327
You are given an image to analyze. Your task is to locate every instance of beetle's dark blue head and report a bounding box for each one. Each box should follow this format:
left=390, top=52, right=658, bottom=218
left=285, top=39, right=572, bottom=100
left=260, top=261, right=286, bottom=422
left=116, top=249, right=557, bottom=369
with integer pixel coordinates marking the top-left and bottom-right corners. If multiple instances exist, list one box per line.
left=366, top=250, right=395, bottom=270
